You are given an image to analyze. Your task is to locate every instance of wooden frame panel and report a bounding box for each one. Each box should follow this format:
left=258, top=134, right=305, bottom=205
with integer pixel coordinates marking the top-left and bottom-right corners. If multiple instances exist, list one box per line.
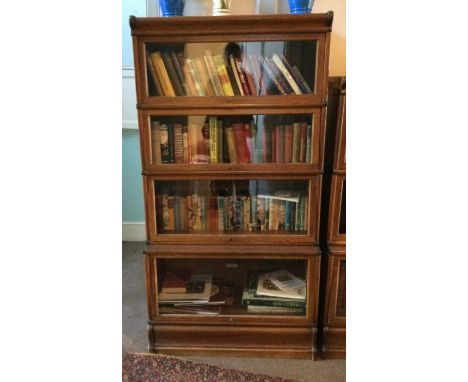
left=323, top=253, right=346, bottom=326
left=328, top=174, right=346, bottom=244
left=333, top=79, right=346, bottom=171
left=144, top=174, right=322, bottom=244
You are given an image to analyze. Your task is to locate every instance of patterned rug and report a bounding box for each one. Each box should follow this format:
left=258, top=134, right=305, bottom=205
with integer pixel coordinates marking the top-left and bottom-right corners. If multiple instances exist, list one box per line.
left=122, top=352, right=300, bottom=382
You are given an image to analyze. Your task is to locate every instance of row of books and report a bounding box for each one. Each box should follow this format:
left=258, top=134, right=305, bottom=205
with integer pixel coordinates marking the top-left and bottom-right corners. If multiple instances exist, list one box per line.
left=242, top=270, right=307, bottom=315
left=157, top=193, right=308, bottom=233
left=146, top=49, right=312, bottom=97
left=158, top=272, right=233, bottom=315
left=151, top=118, right=313, bottom=164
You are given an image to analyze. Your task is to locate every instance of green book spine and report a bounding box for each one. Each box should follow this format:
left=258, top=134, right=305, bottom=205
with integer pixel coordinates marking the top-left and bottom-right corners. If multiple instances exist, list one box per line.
left=244, top=298, right=306, bottom=309
left=292, top=122, right=300, bottom=163
left=306, top=124, right=312, bottom=164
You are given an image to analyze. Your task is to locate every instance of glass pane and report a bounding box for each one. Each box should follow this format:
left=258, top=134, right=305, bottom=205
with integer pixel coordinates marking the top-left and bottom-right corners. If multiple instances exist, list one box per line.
left=157, top=258, right=308, bottom=317
left=155, top=179, right=309, bottom=234
left=145, top=40, right=317, bottom=97
left=150, top=114, right=314, bottom=165
left=336, top=260, right=346, bottom=317
left=338, top=180, right=346, bottom=234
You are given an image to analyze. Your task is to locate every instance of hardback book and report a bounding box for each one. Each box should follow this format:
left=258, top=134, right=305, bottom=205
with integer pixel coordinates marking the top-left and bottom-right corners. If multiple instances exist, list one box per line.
left=244, top=122, right=253, bottom=162
left=257, top=56, right=285, bottom=95
left=204, top=50, right=224, bottom=95
left=284, top=124, right=293, bottom=163
left=264, top=270, right=306, bottom=291
left=232, top=56, right=251, bottom=95
left=265, top=57, right=293, bottom=95
left=212, top=55, right=235, bottom=96
left=225, top=57, right=241, bottom=96
left=224, top=127, right=238, bottom=163
left=246, top=305, right=305, bottom=314
left=161, top=51, right=185, bottom=96
left=232, top=123, right=250, bottom=163
left=217, top=119, right=224, bottom=163
left=167, top=124, right=175, bottom=163
left=255, top=273, right=306, bottom=300
left=290, top=65, right=313, bottom=94
left=150, top=52, right=176, bottom=97
left=158, top=306, right=221, bottom=315
left=274, top=125, right=281, bottom=163
left=161, top=269, right=190, bottom=294
left=173, top=195, right=180, bottom=231
left=185, top=58, right=206, bottom=96
left=268, top=199, right=281, bottom=231
left=169, top=50, right=188, bottom=96
left=188, top=124, right=210, bottom=164
left=162, top=194, right=169, bottom=230
left=158, top=274, right=213, bottom=303
left=271, top=54, right=302, bottom=95
left=299, top=122, right=307, bottom=163
left=182, top=125, right=189, bottom=163
left=242, top=289, right=306, bottom=309
left=159, top=124, right=170, bottom=164
left=146, top=54, right=164, bottom=96
left=186, top=195, right=193, bottom=230
left=178, top=196, right=187, bottom=231
left=194, top=57, right=215, bottom=96
left=203, top=55, right=221, bottom=96
left=243, top=57, right=259, bottom=96
left=167, top=195, right=175, bottom=230
left=209, top=117, right=218, bottom=163
left=229, top=55, right=244, bottom=96
left=292, top=122, right=301, bottom=163
left=306, top=124, right=313, bottom=163
left=249, top=54, right=268, bottom=95
left=279, top=125, right=285, bottom=163
left=150, top=121, right=162, bottom=164
left=182, top=62, right=198, bottom=96
left=173, top=123, right=184, bottom=163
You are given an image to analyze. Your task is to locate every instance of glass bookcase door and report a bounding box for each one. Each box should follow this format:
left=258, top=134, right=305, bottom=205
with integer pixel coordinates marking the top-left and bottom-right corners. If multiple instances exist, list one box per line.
left=336, top=259, right=346, bottom=317
left=145, top=113, right=319, bottom=167
left=155, top=258, right=309, bottom=318
left=144, top=40, right=317, bottom=98
left=329, top=175, right=346, bottom=243
left=154, top=179, right=310, bottom=235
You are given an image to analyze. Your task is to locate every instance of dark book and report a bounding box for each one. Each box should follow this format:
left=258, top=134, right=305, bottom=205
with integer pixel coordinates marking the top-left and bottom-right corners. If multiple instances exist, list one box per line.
left=146, top=53, right=164, bottom=96
left=225, top=59, right=241, bottom=96
left=173, top=123, right=184, bottom=164
left=169, top=50, right=188, bottom=96
left=159, top=124, right=170, bottom=163
left=161, top=51, right=185, bottom=96
left=167, top=124, right=175, bottom=163
left=271, top=126, right=277, bottom=163
left=265, top=57, right=293, bottom=95
left=299, top=122, right=307, bottom=163
left=279, top=125, right=285, bottom=163
left=258, top=56, right=287, bottom=95
left=291, top=65, right=313, bottom=94
left=250, top=54, right=268, bottom=95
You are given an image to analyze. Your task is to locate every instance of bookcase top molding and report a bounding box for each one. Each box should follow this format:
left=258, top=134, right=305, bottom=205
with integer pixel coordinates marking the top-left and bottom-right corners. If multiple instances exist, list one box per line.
left=129, top=12, right=334, bottom=37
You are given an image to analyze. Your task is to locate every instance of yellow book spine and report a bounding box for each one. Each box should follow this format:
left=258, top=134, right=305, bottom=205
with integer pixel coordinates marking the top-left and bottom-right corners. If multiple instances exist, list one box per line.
left=213, top=55, right=234, bottom=96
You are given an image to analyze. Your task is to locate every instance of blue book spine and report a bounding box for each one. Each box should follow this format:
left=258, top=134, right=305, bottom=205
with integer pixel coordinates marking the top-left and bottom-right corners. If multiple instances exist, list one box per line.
left=285, top=201, right=292, bottom=231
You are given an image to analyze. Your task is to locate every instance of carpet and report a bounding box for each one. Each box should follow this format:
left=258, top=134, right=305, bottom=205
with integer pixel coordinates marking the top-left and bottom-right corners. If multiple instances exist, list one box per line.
left=123, top=352, right=300, bottom=382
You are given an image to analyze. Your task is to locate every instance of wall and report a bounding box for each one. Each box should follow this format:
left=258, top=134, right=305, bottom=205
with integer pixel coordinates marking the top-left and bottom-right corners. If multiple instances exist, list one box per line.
left=122, top=0, right=346, bottom=240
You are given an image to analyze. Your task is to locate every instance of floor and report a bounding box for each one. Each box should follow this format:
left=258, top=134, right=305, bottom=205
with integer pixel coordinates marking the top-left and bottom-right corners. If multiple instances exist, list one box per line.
left=123, top=241, right=346, bottom=382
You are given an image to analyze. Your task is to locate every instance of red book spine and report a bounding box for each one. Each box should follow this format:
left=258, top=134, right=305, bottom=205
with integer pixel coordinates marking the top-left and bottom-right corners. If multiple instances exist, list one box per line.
left=243, top=122, right=253, bottom=163
left=284, top=125, right=293, bottom=163
left=300, top=122, right=307, bottom=163
left=275, top=125, right=281, bottom=163
left=234, top=58, right=251, bottom=96
left=232, top=123, right=250, bottom=163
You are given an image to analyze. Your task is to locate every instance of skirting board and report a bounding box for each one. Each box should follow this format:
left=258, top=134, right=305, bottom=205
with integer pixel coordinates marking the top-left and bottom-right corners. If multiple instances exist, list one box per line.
left=123, top=222, right=146, bottom=241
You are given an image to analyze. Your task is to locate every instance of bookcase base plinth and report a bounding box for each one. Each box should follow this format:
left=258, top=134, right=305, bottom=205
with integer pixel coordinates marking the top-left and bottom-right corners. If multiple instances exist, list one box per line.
left=321, top=326, right=345, bottom=359
left=148, top=324, right=317, bottom=359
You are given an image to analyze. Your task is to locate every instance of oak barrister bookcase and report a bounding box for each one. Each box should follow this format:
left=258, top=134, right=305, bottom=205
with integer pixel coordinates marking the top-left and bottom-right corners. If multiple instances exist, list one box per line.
left=130, top=12, right=334, bottom=359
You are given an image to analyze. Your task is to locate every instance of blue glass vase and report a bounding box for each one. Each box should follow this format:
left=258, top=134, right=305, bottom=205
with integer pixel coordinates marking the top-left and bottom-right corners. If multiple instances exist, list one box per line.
left=288, top=0, right=314, bottom=14
left=160, top=0, right=186, bottom=17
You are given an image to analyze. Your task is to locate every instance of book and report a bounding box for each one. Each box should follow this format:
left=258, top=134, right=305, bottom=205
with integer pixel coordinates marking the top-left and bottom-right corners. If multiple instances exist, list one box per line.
left=146, top=54, right=164, bottom=96
left=306, top=124, right=313, bottom=163
left=161, top=51, right=185, bottom=96
left=182, top=125, right=189, bottom=163
left=185, top=58, right=206, bottom=96
left=159, top=306, right=221, bottom=315
left=284, top=124, right=293, bottom=163
left=232, top=56, right=251, bottom=95
left=217, top=119, right=224, bottom=163
left=250, top=54, right=268, bottom=95
left=279, top=125, right=285, bottom=163
left=292, top=122, right=301, bottom=163
left=209, top=117, right=218, bottom=163
left=264, top=270, right=306, bottom=291
left=159, top=124, right=170, bottom=163
left=229, top=55, right=244, bottom=96
left=256, top=273, right=306, bottom=300
left=225, top=57, right=241, bottom=96
left=204, top=51, right=224, bottom=96
left=161, top=270, right=191, bottom=294
left=188, top=124, right=210, bottom=164
left=243, top=122, right=253, bottom=162
left=272, top=54, right=303, bottom=95
left=299, top=122, right=307, bottom=163
left=194, top=57, right=215, bottom=96
left=225, top=126, right=238, bottom=163
left=232, top=123, right=250, bottom=163
left=242, top=289, right=306, bottom=309
left=246, top=305, right=305, bottom=314
left=244, top=57, right=259, bottom=96
left=213, top=55, right=234, bottom=96
left=258, top=56, right=286, bottom=95
left=150, top=121, right=162, bottom=164
left=182, top=62, right=198, bottom=96
left=169, top=50, right=188, bottom=96
left=290, top=65, right=313, bottom=94
left=266, top=57, right=293, bottom=95
left=167, top=123, right=175, bottom=163
left=173, top=123, right=184, bottom=163
left=150, top=52, right=176, bottom=97
left=256, top=192, right=300, bottom=203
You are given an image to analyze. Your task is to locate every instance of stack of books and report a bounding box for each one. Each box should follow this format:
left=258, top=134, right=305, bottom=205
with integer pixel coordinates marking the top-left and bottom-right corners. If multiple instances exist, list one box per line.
left=156, top=192, right=308, bottom=233
left=146, top=49, right=312, bottom=97
left=158, top=272, right=233, bottom=315
left=242, top=270, right=307, bottom=314
left=151, top=118, right=313, bottom=164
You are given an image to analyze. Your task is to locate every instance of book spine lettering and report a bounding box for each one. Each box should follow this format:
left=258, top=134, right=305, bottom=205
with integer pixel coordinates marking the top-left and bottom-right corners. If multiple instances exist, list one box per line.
left=209, top=116, right=218, bottom=163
